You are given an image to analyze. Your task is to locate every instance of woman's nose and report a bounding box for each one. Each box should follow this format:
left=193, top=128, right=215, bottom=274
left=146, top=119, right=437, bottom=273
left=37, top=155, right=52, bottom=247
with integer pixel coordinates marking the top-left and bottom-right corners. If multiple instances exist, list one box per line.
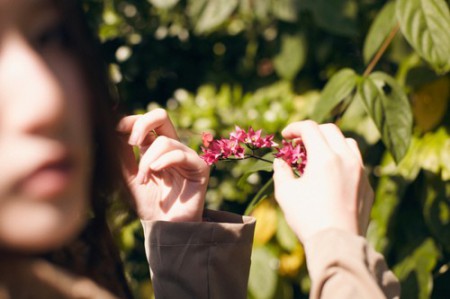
left=0, top=32, right=66, bottom=137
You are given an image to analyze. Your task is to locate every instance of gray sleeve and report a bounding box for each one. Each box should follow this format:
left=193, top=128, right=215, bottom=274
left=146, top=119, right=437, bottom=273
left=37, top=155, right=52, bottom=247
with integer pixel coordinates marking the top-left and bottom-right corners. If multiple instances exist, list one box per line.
left=304, top=229, right=400, bottom=299
left=141, top=210, right=256, bottom=299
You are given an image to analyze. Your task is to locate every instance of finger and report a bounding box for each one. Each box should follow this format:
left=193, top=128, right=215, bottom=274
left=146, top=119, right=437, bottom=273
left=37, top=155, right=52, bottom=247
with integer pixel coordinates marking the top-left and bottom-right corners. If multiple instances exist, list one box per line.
left=123, top=109, right=179, bottom=145
left=273, top=158, right=296, bottom=186
left=117, top=115, right=158, bottom=146
left=136, top=136, right=184, bottom=183
left=345, top=138, right=363, bottom=165
left=281, top=121, right=332, bottom=163
left=318, top=124, right=352, bottom=157
left=118, top=135, right=139, bottom=180
left=116, top=115, right=139, bottom=133
left=150, top=149, right=205, bottom=175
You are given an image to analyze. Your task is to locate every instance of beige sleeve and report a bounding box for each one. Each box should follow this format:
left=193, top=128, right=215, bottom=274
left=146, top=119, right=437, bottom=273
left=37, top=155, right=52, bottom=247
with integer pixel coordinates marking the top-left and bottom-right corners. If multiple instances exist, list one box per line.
left=304, top=229, right=400, bottom=299
left=141, top=210, right=256, bottom=299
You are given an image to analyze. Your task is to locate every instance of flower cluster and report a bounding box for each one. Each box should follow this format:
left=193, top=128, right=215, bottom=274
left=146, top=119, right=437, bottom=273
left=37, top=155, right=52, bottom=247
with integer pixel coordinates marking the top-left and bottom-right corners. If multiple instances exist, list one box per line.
left=275, top=140, right=307, bottom=174
left=200, top=126, right=307, bottom=174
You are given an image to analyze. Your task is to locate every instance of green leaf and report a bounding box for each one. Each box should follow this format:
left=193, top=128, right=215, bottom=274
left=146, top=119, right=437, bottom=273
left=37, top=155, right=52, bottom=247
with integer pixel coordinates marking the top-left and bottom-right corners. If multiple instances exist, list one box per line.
left=248, top=246, right=279, bottom=299
left=442, top=137, right=450, bottom=180
left=357, top=72, right=413, bottom=163
left=367, top=154, right=410, bottom=253
left=188, top=0, right=239, bottom=34
left=363, top=1, right=397, bottom=64
left=247, top=152, right=275, bottom=173
left=240, top=0, right=271, bottom=20
left=339, top=95, right=381, bottom=145
left=245, top=178, right=274, bottom=215
left=311, top=68, right=358, bottom=122
left=276, top=209, right=298, bottom=251
left=422, top=174, right=450, bottom=252
left=396, top=0, right=450, bottom=74
left=271, top=0, right=298, bottom=22
left=273, top=33, right=307, bottom=80
left=393, top=239, right=440, bottom=299
left=395, top=128, right=450, bottom=181
left=148, top=0, right=179, bottom=10
left=303, top=0, right=358, bottom=37
left=237, top=153, right=274, bottom=187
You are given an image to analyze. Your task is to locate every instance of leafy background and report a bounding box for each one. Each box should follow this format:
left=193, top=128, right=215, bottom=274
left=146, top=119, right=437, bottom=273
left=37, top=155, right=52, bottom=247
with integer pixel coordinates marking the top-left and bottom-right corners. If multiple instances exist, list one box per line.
left=82, top=0, right=450, bottom=298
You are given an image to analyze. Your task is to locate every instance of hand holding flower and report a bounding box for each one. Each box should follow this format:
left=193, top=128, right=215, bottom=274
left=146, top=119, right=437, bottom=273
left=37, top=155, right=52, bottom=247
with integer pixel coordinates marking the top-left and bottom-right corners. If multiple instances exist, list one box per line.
left=117, top=109, right=210, bottom=222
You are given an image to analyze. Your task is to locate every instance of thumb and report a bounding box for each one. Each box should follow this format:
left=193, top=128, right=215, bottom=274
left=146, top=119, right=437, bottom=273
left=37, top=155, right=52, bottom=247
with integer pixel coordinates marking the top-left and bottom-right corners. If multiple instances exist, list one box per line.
left=273, top=158, right=295, bottom=186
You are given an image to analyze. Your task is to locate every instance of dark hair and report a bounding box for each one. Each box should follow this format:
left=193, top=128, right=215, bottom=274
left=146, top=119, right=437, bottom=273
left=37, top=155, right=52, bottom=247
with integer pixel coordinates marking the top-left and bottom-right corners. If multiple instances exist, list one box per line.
left=43, top=2, right=134, bottom=297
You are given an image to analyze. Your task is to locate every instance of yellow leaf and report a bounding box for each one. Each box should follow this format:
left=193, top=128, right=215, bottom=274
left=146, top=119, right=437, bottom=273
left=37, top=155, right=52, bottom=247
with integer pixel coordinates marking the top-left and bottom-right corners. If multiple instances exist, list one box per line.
left=412, top=77, right=449, bottom=132
left=279, top=245, right=305, bottom=277
left=251, top=199, right=278, bottom=246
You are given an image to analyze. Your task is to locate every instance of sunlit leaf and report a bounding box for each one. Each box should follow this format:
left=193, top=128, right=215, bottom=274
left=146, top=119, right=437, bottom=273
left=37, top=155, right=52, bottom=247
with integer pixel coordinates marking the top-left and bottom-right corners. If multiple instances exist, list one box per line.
left=188, top=0, right=239, bottom=34
left=148, top=0, right=179, bottom=10
left=363, top=2, right=397, bottom=64
left=239, top=0, right=271, bottom=20
left=237, top=152, right=274, bottom=187
left=396, top=0, right=450, bottom=74
left=357, top=72, right=413, bottom=163
left=248, top=246, right=279, bottom=299
left=251, top=200, right=278, bottom=245
left=276, top=209, right=298, bottom=251
left=393, top=239, right=440, bottom=299
left=247, top=152, right=275, bottom=173
left=422, top=174, right=450, bottom=252
left=245, top=178, right=274, bottom=215
left=367, top=154, right=410, bottom=253
left=396, top=128, right=450, bottom=181
left=271, top=0, right=298, bottom=22
left=339, top=95, right=381, bottom=145
left=273, top=33, right=307, bottom=80
left=279, top=245, right=305, bottom=277
left=311, top=68, right=358, bottom=122
left=412, top=76, right=450, bottom=132
left=442, top=138, right=450, bottom=180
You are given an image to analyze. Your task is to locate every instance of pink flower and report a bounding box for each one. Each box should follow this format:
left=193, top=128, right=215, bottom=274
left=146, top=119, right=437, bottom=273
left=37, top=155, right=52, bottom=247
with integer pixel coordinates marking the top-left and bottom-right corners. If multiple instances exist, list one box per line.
left=202, top=132, right=214, bottom=148
left=200, top=138, right=245, bottom=165
left=261, top=134, right=278, bottom=148
left=229, top=126, right=247, bottom=143
left=200, top=126, right=298, bottom=169
left=275, top=140, right=307, bottom=174
left=201, top=148, right=220, bottom=165
left=227, top=139, right=245, bottom=158
left=245, top=127, right=263, bottom=147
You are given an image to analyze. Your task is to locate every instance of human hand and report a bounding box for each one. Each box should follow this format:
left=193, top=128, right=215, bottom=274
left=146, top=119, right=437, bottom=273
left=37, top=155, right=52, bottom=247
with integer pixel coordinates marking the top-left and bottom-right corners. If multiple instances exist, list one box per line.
left=272, top=121, right=373, bottom=243
left=117, top=109, right=209, bottom=222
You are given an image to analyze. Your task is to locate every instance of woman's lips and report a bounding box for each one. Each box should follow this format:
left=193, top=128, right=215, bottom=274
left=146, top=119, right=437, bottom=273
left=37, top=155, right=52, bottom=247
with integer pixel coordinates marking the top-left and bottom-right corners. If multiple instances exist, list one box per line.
left=16, top=158, right=74, bottom=200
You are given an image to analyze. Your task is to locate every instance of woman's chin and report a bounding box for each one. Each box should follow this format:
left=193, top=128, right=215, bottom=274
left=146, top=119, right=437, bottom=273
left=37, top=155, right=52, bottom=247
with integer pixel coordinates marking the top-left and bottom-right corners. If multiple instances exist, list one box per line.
left=0, top=198, right=88, bottom=253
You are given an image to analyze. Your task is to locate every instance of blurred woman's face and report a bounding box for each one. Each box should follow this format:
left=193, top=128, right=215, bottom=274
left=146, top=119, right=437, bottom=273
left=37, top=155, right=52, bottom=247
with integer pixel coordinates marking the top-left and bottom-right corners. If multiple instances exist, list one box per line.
left=0, top=0, right=92, bottom=251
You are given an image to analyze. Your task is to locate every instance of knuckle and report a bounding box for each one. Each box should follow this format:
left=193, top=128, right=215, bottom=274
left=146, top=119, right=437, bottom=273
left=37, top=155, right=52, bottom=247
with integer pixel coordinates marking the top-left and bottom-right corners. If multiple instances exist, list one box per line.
left=154, top=135, right=171, bottom=147
left=346, top=137, right=357, bottom=146
left=321, top=152, right=340, bottom=167
left=319, top=123, right=338, bottom=131
left=152, top=108, right=168, bottom=120
left=301, top=120, right=319, bottom=128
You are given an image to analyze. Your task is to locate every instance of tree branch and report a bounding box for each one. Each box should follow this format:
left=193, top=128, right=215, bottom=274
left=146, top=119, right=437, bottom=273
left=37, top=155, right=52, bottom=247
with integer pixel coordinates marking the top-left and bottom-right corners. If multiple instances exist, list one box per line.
left=363, top=23, right=400, bottom=77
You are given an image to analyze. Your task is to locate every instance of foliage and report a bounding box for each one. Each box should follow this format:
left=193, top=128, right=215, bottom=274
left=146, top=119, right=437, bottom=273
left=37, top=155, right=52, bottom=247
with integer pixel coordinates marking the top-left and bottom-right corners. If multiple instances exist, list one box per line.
left=82, top=0, right=450, bottom=298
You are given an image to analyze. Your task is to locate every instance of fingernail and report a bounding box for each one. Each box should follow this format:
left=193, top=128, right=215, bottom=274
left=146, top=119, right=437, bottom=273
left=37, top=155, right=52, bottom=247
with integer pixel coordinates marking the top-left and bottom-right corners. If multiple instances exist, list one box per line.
left=135, top=171, right=145, bottom=184
left=150, top=161, right=161, bottom=172
left=129, top=132, right=140, bottom=145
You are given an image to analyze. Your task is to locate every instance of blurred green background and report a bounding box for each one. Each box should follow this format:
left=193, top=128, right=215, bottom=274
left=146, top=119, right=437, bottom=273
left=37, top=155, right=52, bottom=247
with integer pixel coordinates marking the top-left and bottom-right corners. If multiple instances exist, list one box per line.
left=82, top=0, right=450, bottom=298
